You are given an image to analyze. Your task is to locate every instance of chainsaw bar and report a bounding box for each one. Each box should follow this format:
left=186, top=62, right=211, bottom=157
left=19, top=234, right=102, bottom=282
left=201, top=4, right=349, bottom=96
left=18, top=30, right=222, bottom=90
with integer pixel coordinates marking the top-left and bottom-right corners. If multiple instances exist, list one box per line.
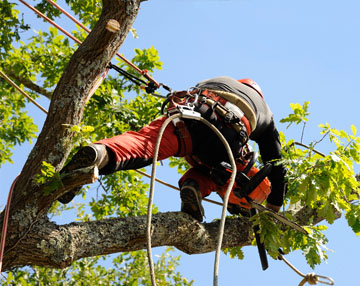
left=249, top=199, right=308, bottom=235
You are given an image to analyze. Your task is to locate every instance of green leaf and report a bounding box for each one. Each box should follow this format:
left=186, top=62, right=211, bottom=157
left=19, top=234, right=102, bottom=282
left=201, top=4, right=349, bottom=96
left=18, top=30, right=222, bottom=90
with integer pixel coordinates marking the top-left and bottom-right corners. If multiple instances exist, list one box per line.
left=223, top=247, right=244, bottom=260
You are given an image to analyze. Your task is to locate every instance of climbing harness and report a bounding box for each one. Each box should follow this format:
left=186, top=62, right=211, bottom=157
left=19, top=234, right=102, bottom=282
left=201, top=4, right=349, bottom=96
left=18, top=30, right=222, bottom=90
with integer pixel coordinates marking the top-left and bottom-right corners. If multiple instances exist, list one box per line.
left=162, top=88, right=252, bottom=145
left=278, top=251, right=334, bottom=286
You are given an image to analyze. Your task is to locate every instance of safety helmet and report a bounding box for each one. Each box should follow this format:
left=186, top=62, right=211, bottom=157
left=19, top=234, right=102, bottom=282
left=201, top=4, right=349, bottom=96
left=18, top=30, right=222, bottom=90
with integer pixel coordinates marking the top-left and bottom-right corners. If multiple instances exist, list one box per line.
left=238, top=78, right=264, bottom=99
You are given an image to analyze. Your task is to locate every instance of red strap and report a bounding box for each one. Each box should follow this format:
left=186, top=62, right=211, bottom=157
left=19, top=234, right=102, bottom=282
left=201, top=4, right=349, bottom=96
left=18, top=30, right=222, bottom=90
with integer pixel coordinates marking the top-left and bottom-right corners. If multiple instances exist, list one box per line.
left=240, top=115, right=251, bottom=136
left=0, top=174, right=19, bottom=273
left=173, top=120, right=192, bottom=157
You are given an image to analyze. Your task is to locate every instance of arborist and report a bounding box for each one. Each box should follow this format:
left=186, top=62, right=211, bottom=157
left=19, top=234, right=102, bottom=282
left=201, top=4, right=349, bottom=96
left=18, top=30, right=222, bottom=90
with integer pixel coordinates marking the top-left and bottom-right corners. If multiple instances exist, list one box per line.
left=58, top=76, right=287, bottom=222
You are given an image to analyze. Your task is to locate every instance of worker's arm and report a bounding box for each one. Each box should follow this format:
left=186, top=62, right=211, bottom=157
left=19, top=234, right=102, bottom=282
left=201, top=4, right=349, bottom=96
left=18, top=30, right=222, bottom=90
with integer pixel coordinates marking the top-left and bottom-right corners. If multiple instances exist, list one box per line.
left=253, top=119, right=287, bottom=209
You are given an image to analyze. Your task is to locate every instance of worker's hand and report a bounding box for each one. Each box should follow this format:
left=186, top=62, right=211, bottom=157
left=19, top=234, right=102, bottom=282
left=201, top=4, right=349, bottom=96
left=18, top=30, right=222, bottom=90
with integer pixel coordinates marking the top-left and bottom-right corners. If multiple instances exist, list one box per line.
left=266, top=203, right=281, bottom=212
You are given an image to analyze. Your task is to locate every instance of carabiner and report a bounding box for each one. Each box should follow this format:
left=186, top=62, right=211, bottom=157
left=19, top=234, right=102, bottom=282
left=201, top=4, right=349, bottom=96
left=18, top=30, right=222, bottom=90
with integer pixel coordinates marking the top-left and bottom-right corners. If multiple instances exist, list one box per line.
left=185, top=87, right=201, bottom=108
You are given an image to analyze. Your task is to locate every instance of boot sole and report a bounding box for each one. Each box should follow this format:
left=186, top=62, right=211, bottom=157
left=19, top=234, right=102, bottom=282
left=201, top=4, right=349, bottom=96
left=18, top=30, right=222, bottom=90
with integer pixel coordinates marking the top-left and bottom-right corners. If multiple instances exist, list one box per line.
left=180, top=187, right=204, bottom=222
left=58, top=146, right=98, bottom=204
left=61, top=146, right=98, bottom=174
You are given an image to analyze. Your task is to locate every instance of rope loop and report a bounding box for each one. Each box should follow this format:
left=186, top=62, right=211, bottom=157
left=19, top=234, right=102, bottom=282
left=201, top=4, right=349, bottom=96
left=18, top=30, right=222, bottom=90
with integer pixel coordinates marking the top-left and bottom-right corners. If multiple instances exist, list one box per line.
left=298, top=273, right=335, bottom=286
left=278, top=252, right=334, bottom=286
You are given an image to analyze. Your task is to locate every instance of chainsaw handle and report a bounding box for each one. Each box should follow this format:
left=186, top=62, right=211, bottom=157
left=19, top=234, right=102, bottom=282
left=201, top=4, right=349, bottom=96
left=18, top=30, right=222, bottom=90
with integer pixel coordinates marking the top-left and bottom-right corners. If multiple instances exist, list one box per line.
left=242, top=151, right=258, bottom=175
left=236, top=163, right=273, bottom=198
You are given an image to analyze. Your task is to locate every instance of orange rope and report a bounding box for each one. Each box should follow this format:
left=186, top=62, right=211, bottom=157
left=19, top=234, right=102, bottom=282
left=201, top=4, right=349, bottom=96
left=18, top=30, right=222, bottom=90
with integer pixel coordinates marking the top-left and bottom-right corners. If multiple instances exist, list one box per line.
left=0, top=69, right=48, bottom=114
left=0, top=175, right=20, bottom=273
left=19, top=0, right=160, bottom=88
left=19, top=0, right=82, bottom=46
left=135, top=169, right=223, bottom=206
left=45, top=0, right=153, bottom=81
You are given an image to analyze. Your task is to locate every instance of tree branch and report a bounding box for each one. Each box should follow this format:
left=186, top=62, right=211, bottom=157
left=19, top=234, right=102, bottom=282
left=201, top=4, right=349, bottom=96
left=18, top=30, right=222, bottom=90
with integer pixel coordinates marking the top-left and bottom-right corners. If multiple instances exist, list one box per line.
left=3, top=212, right=253, bottom=270
left=2, top=197, right=342, bottom=271
left=3, top=68, right=53, bottom=99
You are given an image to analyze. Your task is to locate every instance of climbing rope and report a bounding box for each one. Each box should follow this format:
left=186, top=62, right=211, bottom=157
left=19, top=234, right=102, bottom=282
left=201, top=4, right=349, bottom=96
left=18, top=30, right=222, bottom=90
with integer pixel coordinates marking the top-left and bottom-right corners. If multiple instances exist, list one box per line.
left=86, top=67, right=110, bottom=103
left=146, top=105, right=237, bottom=286
left=0, top=175, right=20, bottom=274
left=278, top=252, right=334, bottom=286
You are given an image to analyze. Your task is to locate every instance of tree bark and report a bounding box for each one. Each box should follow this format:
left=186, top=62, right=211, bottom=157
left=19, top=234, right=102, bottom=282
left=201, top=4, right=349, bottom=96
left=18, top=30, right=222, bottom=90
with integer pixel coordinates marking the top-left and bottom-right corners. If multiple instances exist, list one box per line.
left=4, top=212, right=254, bottom=270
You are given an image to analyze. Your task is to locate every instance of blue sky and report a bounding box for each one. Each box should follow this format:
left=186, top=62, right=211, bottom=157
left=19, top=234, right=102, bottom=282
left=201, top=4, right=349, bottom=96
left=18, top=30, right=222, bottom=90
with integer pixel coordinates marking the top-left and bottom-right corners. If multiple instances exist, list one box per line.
left=2, top=0, right=360, bottom=285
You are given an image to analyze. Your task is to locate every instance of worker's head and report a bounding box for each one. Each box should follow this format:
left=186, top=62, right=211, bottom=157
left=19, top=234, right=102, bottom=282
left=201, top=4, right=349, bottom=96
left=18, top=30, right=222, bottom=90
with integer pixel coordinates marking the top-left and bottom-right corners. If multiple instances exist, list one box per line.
left=238, top=78, right=264, bottom=99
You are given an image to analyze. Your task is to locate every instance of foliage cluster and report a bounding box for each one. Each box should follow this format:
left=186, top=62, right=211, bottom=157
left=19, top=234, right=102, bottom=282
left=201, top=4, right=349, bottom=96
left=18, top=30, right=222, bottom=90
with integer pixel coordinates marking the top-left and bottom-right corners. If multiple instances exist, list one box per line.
left=225, top=102, right=360, bottom=268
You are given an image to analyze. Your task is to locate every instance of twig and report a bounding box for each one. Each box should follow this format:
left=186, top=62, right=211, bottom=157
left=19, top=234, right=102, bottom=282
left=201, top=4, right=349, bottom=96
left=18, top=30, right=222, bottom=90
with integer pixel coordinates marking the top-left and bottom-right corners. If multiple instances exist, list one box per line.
left=291, top=142, right=326, bottom=157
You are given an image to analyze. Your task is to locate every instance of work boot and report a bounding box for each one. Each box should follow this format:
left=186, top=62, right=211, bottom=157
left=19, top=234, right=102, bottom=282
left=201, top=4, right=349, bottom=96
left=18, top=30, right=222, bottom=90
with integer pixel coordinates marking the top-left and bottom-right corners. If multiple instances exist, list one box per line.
left=180, top=179, right=204, bottom=222
left=57, top=144, right=109, bottom=204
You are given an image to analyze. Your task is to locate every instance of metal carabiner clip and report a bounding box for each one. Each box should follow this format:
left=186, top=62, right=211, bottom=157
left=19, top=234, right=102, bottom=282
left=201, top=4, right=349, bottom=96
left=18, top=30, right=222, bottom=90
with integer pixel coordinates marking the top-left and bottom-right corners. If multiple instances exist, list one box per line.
left=185, top=87, right=201, bottom=109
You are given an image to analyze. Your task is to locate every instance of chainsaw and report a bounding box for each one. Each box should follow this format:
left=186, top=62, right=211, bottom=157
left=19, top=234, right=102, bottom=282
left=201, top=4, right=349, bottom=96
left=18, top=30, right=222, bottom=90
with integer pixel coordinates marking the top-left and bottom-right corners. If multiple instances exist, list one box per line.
left=211, top=152, right=308, bottom=270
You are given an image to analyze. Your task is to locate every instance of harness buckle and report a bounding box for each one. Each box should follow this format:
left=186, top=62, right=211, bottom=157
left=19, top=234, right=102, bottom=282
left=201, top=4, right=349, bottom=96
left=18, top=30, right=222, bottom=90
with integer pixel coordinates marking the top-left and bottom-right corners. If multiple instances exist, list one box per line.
left=176, top=105, right=201, bottom=120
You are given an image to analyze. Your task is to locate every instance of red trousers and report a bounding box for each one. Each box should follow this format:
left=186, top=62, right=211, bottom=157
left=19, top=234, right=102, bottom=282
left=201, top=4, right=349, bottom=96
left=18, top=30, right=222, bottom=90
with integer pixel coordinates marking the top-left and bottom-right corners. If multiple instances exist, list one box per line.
left=96, top=116, right=270, bottom=207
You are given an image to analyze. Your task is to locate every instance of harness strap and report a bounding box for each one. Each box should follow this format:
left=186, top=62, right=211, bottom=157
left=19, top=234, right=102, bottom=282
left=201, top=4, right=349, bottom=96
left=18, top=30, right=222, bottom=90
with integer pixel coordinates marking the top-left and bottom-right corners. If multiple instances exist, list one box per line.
left=165, top=88, right=253, bottom=156
left=201, top=96, right=251, bottom=137
left=165, top=92, right=194, bottom=156
left=173, top=117, right=192, bottom=157
left=204, top=89, right=257, bottom=132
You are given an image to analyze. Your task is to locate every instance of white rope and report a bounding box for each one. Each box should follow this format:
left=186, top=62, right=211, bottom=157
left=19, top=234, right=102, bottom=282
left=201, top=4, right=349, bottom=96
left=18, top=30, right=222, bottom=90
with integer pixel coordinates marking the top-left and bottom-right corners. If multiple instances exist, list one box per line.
left=147, top=114, right=179, bottom=285
left=146, top=113, right=237, bottom=286
left=279, top=253, right=335, bottom=285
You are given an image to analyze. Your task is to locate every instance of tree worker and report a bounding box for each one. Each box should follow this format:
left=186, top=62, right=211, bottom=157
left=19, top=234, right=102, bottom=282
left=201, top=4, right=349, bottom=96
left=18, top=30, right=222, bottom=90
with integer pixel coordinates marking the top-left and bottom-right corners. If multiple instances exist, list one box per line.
left=58, top=76, right=287, bottom=222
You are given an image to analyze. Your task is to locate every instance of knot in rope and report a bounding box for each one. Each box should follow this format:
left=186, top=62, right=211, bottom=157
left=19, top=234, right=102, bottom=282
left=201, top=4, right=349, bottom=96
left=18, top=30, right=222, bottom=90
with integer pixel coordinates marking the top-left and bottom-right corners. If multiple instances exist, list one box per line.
left=299, top=273, right=319, bottom=286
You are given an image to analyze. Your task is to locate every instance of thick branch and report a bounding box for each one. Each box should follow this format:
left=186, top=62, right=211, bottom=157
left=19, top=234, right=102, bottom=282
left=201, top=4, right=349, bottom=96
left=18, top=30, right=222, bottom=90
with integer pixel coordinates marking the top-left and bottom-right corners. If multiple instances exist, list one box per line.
left=1, top=195, right=344, bottom=271
left=3, top=68, right=53, bottom=99
left=3, top=212, right=253, bottom=270
left=287, top=203, right=342, bottom=226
